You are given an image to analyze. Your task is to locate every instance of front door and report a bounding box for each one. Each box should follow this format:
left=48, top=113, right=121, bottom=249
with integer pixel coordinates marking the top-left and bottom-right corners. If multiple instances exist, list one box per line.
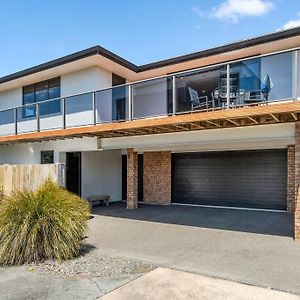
left=66, top=152, right=81, bottom=196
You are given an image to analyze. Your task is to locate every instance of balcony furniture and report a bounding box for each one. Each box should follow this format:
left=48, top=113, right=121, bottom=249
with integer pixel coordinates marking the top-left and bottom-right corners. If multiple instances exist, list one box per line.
left=235, top=89, right=246, bottom=106
left=212, top=87, right=267, bottom=107
left=244, top=90, right=265, bottom=104
left=87, top=195, right=110, bottom=208
left=211, top=88, right=240, bottom=107
left=188, top=87, right=209, bottom=111
left=212, top=88, right=223, bottom=107
left=219, top=71, right=240, bottom=107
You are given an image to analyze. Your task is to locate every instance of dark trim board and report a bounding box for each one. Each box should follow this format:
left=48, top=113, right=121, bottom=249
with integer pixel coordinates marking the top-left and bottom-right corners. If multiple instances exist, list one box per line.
left=138, top=154, right=144, bottom=201
left=172, top=149, right=288, bottom=210
left=2, top=27, right=300, bottom=84
left=122, top=155, right=127, bottom=201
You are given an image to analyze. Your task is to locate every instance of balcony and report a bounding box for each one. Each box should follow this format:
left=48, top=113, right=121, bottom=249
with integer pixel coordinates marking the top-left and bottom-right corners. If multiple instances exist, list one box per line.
left=0, top=50, right=299, bottom=141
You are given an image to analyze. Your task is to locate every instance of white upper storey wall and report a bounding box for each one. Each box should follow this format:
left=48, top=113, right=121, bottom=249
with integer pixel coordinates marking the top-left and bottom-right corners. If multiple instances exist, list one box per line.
left=0, top=66, right=112, bottom=111
left=61, top=66, right=111, bottom=97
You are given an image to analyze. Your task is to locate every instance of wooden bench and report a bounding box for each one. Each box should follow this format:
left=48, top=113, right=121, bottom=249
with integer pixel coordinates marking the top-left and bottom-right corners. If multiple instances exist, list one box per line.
left=87, top=195, right=110, bottom=208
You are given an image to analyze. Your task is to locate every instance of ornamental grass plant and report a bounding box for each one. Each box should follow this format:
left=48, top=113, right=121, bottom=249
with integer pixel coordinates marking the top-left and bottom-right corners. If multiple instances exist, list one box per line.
left=0, top=180, right=90, bottom=265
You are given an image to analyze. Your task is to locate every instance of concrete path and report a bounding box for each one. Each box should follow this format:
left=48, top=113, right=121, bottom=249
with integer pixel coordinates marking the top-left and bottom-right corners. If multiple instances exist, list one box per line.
left=101, top=268, right=300, bottom=300
left=0, top=265, right=140, bottom=300
left=89, top=204, right=300, bottom=295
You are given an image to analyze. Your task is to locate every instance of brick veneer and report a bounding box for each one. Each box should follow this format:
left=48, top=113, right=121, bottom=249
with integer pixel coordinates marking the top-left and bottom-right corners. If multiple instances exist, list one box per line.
left=127, top=148, right=138, bottom=209
left=287, top=145, right=295, bottom=213
left=143, top=151, right=171, bottom=204
left=295, top=122, right=300, bottom=239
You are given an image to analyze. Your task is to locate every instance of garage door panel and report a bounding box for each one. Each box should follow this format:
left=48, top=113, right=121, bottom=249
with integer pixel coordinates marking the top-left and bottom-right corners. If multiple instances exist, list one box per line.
left=172, top=150, right=287, bottom=210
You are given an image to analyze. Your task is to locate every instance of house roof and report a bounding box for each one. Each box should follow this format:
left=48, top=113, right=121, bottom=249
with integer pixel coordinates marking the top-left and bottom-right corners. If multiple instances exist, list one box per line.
left=1, top=27, right=300, bottom=85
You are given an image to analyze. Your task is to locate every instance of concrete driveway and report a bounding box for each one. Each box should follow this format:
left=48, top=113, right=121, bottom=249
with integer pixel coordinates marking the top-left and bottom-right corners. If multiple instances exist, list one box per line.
left=101, top=268, right=299, bottom=300
left=88, top=203, right=300, bottom=295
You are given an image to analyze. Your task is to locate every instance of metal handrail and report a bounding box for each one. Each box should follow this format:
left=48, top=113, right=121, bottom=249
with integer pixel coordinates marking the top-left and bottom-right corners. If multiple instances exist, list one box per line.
left=1, top=47, right=298, bottom=115
left=2, top=94, right=295, bottom=137
left=0, top=46, right=298, bottom=116
left=0, top=46, right=297, bottom=136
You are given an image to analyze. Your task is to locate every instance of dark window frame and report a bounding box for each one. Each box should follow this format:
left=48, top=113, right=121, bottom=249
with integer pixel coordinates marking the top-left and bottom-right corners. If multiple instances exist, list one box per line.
left=22, top=77, right=61, bottom=118
left=41, top=150, right=54, bottom=164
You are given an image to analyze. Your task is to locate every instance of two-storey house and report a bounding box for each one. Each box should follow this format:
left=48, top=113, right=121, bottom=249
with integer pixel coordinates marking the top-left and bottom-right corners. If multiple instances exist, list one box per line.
left=1, top=28, right=300, bottom=239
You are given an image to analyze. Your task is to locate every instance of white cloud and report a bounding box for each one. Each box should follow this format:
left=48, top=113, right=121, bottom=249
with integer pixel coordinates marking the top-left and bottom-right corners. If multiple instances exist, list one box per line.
left=280, top=11, right=300, bottom=30
left=282, top=19, right=300, bottom=30
left=192, top=0, right=275, bottom=23
left=191, top=6, right=205, bottom=17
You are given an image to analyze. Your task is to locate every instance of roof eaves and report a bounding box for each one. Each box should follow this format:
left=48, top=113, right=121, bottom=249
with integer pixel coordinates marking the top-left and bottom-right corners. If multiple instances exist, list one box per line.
left=1, top=27, right=300, bottom=84
left=138, top=27, right=300, bottom=71
left=0, top=46, right=138, bottom=85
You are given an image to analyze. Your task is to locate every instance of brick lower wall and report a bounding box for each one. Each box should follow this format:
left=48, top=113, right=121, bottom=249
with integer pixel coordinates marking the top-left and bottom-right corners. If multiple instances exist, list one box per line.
left=295, top=122, right=300, bottom=239
left=143, top=151, right=171, bottom=204
left=287, top=145, right=295, bottom=213
left=127, top=148, right=138, bottom=209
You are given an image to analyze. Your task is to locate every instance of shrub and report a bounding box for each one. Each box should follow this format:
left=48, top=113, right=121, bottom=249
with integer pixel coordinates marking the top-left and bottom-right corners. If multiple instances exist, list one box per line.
left=0, top=180, right=90, bottom=265
left=0, top=187, right=4, bottom=201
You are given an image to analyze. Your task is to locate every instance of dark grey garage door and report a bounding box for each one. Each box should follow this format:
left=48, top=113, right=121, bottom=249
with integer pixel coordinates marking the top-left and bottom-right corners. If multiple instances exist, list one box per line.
left=172, top=150, right=287, bottom=210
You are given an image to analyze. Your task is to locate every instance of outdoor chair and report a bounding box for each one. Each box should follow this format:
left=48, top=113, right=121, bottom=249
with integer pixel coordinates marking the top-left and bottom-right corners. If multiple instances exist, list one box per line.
left=244, top=90, right=265, bottom=105
left=188, top=87, right=209, bottom=111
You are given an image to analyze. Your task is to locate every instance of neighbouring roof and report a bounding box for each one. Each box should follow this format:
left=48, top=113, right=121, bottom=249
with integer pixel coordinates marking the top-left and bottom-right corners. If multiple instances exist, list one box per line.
left=1, top=27, right=300, bottom=85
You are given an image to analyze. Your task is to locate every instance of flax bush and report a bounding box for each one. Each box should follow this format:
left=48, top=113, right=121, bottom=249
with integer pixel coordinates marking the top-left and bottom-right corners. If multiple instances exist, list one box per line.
left=0, top=180, right=90, bottom=265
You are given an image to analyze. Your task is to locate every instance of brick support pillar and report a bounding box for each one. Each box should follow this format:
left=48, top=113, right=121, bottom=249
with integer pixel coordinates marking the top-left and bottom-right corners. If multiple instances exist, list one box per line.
left=143, top=151, right=171, bottom=204
left=127, top=148, right=138, bottom=209
left=287, top=145, right=295, bottom=213
left=295, top=122, right=300, bottom=239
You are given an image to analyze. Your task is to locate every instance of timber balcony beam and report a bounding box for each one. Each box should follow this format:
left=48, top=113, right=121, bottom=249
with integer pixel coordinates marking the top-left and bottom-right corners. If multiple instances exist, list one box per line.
left=157, top=126, right=176, bottom=132
left=188, top=122, right=205, bottom=129
left=173, top=124, right=190, bottom=131
left=247, top=116, right=259, bottom=124
left=291, top=112, right=298, bottom=120
left=269, top=113, right=280, bottom=122
left=226, top=118, right=240, bottom=126
left=206, top=120, right=222, bottom=128
left=0, top=101, right=300, bottom=144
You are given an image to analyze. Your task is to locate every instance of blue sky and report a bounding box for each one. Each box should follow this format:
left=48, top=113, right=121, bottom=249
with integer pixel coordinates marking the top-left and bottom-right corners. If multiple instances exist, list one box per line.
left=1, top=0, right=300, bottom=77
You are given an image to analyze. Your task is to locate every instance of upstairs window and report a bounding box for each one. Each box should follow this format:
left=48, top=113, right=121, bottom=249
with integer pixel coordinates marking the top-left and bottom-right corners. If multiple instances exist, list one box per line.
left=23, top=77, right=60, bottom=118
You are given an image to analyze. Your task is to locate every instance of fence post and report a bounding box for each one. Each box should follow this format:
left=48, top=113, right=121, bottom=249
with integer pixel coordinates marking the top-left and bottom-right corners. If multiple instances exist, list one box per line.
left=57, top=163, right=66, bottom=187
